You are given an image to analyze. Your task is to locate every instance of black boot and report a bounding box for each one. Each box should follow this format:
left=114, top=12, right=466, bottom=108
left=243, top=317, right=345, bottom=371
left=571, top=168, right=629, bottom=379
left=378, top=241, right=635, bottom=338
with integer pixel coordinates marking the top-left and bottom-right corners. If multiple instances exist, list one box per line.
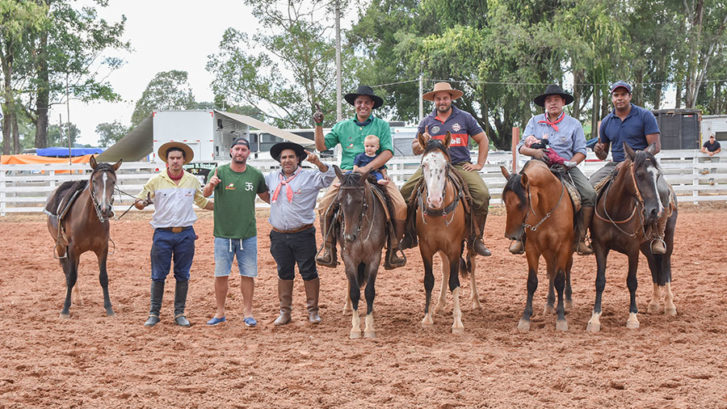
left=144, top=280, right=164, bottom=327
left=173, top=280, right=190, bottom=327
left=316, top=206, right=338, bottom=267
left=399, top=200, right=418, bottom=250
left=473, top=213, right=492, bottom=257
left=384, top=219, right=407, bottom=270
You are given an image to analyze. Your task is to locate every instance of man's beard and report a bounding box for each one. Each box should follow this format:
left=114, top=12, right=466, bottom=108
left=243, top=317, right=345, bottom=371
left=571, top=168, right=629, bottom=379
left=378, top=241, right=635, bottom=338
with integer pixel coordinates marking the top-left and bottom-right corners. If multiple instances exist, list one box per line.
left=232, top=156, right=247, bottom=165
left=437, top=104, right=451, bottom=113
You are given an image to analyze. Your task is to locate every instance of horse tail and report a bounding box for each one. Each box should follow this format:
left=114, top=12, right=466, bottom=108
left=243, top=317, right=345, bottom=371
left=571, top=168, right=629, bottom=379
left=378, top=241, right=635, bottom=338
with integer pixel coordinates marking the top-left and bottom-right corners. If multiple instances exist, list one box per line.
left=459, top=241, right=472, bottom=278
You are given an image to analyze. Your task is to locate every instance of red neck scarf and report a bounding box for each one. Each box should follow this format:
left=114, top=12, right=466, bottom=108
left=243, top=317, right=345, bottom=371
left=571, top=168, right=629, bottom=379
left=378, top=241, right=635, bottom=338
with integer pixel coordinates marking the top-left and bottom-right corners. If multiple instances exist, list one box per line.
left=272, top=167, right=301, bottom=203
left=167, top=168, right=184, bottom=181
left=538, top=111, right=565, bottom=133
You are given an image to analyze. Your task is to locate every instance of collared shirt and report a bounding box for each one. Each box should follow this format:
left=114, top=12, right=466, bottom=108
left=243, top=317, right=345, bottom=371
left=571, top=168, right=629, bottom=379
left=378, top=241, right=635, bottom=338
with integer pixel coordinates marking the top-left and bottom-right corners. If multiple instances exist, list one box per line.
left=703, top=140, right=721, bottom=152
left=520, top=113, right=587, bottom=160
left=265, top=165, right=335, bottom=231
left=324, top=115, right=393, bottom=170
left=417, top=106, right=484, bottom=165
left=599, top=103, right=660, bottom=162
left=136, top=171, right=209, bottom=229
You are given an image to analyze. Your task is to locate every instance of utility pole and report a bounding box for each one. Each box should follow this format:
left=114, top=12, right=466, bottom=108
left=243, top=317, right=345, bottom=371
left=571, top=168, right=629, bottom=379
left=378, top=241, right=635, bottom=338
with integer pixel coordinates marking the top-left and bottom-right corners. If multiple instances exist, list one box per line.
left=335, top=0, right=342, bottom=121
left=419, top=73, right=424, bottom=122
left=66, top=73, right=71, bottom=165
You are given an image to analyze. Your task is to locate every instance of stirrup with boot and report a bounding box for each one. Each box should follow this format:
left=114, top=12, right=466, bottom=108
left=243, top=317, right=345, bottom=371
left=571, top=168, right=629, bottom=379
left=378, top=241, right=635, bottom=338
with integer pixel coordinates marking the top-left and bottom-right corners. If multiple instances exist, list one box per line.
left=316, top=207, right=338, bottom=268
left=576, top=206, right=594, bottom=255
left=173, top=280, right=191, bottom=327
left=384, top=219, right=407, bottom=270
left=304, top=277, right=321, bottom=324
left=144, top=280, right=164, bottom=327
left=274, top=279, right=293, bottom=326
left=650, top=213, right=668, bottom=254
left=473, top=213, right=492, bottom=257
left=399, top=201, right=418, bottom=250
left=509, top=240, right=524, bottom=255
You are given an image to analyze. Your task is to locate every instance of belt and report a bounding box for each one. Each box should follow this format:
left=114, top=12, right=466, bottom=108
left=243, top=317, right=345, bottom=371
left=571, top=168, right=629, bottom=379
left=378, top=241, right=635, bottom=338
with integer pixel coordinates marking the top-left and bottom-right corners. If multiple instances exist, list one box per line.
left=271, top=223, right=313, bottom=234
left=158, top=226, right=191, bottom=233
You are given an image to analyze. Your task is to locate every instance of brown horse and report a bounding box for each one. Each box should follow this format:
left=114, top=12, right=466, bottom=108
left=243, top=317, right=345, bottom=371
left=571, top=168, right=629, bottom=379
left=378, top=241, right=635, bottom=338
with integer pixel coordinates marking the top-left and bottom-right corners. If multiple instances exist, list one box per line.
left=46, top=156, right=122, bottom=317
left=414, top=133, right=478, bottom=334
left=501, top=160, right=575, bottom=331
left=333, top=166, right=388, bottom=338
left=587, top=143, right=678, bottom=332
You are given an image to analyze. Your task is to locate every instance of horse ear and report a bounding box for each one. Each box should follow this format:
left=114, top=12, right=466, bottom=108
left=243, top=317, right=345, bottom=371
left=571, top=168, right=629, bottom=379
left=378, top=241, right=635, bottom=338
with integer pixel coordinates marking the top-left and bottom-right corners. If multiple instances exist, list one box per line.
left=112, top=159, right=122, bottom=171
left=359, top=167, right=372, bottom=184
left=500, top=165, right=511, bottom=180
left=623, top=142, right=636, bottom=160
left=444, top=131, right=452, bottom=148
left=520, top=173, right=529, bottom=187
left=645, top=143, right=657, bottom=155
left=417, top=132, right=427, bottom=151
left=89, top=155, right=98, bottom=170
left=333, top=165, right=344, bottom=181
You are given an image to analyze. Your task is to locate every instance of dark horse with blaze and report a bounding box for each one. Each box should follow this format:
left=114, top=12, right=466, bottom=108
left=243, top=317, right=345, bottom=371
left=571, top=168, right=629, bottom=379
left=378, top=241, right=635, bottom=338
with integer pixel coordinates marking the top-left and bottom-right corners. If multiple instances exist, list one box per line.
left=587, top=143, right=678, bottom=332
left=45, top=156, right=122, bottom=317
left=414, top=133, right=479, bottom=334
left=332, top=166, right=389, bottom=338
left=501, top=160, right=576, bottom=331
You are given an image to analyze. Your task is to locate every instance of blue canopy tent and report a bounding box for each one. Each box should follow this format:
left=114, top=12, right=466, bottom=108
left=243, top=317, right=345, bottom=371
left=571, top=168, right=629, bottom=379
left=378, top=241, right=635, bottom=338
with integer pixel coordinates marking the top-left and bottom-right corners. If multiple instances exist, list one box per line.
left=36, top=147, right=103, bottom=157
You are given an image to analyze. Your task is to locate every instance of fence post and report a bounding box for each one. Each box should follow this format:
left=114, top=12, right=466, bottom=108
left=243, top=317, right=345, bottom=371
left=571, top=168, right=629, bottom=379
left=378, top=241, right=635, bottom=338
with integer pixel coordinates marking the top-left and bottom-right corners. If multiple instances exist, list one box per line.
left=511, top=127, right=520, bottom=173
left=0, top=168, right=6, bottom=217
left=692, top=154, right=699, bottom=204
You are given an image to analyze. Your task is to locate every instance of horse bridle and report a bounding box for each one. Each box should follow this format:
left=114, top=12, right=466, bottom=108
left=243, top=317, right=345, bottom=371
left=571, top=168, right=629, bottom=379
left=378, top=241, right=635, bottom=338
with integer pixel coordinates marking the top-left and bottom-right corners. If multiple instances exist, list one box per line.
left=594, top=161, right=646, bottom=238
left=337, top=183, right=377, bottom=244
left=419, top=147, right=461, bottom=225
left=89, top=167, right=117, bottom=224
left=521, top=180, right=565, bottom=232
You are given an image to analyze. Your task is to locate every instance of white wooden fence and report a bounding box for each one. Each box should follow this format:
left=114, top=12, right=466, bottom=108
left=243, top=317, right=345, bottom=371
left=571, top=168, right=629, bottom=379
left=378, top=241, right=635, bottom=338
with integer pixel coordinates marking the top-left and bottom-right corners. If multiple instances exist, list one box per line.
left=1, top=150, right=724, bottom=216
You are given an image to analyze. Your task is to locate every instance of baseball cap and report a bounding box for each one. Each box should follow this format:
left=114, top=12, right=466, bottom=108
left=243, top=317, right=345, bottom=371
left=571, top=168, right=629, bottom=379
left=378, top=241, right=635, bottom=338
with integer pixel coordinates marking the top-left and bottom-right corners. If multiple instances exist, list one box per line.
left=610, top=80, right=632, bottom=94
left=231, top=137, right=250, bottom=148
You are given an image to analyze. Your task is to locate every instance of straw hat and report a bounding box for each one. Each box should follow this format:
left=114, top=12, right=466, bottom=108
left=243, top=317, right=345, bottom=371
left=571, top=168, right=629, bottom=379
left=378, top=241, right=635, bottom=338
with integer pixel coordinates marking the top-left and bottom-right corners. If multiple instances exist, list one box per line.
left=158, top=141, right=194, bottom=164
left=422, top=82, right=464, bottom=101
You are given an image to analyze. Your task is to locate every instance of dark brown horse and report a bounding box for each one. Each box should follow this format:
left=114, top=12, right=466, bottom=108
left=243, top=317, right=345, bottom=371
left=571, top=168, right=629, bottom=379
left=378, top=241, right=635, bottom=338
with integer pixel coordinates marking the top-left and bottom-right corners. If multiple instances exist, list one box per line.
left=501, top=160, right=575, bottom=331
left=46, top=156, right=122, bottom=317
left=414, top=133, right=478, bottom=334
left=587, top=143, right=678, bottom=332
left=333, top=166, right=388, bottom=338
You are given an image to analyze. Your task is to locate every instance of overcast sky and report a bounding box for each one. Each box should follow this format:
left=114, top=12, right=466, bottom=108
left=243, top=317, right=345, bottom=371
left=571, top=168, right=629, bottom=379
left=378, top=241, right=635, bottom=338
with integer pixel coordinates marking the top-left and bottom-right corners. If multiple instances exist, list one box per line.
left=53, top=0, right=259, bottom=145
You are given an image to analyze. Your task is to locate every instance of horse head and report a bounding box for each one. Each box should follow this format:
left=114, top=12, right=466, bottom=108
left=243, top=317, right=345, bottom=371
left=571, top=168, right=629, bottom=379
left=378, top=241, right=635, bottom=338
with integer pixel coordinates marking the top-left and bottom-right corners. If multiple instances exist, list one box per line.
left=89, top=156, right=122, bottom=220
left=501, top=165, right=529, bottom=241
left=419, top=131, right=452, bottom=209
left=334, top=165, right=371, bottom=242
left=624, top=143, right=664, bottom=225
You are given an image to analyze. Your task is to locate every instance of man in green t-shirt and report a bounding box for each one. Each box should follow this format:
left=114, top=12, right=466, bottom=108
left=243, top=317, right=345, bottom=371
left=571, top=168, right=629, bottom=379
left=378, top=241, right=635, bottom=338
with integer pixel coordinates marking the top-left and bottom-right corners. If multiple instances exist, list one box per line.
left=313, top=85, right=407, bottom=270
left=203, top=137, right=270, bottom=327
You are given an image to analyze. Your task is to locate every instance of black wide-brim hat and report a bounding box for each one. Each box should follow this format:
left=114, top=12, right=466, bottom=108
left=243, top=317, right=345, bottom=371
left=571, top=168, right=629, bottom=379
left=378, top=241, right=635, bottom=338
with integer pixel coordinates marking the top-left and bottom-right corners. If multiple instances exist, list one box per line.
left=533, top=84, right=574, bottom=107
left=270, top=142, right=306, bottom=162
left=344, top=85, right=384, bottom=109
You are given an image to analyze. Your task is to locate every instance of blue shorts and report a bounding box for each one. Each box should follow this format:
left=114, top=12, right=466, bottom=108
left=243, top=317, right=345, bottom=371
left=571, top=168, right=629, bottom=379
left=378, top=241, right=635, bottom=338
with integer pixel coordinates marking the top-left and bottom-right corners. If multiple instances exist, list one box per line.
left=214, top=236, right=258, bottom=278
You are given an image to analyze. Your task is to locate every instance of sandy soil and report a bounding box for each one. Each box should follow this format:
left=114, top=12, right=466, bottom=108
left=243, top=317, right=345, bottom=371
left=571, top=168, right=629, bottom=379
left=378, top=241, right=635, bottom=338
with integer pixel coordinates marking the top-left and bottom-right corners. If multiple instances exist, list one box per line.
left=1, top=205, right=726, bottom=408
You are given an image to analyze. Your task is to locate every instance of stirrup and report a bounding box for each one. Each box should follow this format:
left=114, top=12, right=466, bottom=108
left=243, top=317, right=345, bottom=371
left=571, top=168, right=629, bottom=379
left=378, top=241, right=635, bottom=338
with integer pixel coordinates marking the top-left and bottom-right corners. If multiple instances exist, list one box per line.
left=650, top=238, right=667, bottom=255
left=316, top=249, right=338, bottom=268
left=384, top=248, right=407, bottom=270
left=509, top=240, right=524, bottom=255
left=576, top=241, right=594, bottom=255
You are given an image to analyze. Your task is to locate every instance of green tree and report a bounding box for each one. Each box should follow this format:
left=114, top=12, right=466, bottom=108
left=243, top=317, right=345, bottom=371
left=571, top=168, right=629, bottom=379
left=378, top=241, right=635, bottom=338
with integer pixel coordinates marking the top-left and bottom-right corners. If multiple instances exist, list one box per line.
left=46, top=122, right=79, bottom=147
left=130, top=70, right=195, bottom=126
left=95, top=120, right=127, bottom=147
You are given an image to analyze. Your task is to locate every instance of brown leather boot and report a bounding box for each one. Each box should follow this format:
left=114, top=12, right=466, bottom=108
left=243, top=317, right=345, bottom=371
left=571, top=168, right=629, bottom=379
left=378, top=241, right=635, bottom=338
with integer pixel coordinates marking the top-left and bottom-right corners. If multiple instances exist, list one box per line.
left=509, top=240, right=524, bottom=254
left=473, top=213, right=492, bottom=257
left=274, top=279, right=293, bottom=326
left=315, top=208, right=338, bottom=268
left=576, top=206, right=594, bottom=255
left=303, top=277, right=321, bottom=324
left=650, top=213, right=668, bottom=255
left=384, top=219, right=407, bottom=270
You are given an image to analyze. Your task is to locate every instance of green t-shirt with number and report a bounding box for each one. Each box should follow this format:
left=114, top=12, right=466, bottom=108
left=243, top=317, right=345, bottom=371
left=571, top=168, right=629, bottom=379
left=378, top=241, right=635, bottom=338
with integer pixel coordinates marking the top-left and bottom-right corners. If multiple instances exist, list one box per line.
left=209, top=164, right=268, bottom=239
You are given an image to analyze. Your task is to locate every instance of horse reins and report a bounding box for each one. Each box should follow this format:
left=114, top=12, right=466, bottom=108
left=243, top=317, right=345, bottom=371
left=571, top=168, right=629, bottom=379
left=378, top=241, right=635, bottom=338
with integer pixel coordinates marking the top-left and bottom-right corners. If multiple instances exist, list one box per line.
left=594, top=161, right=646, bottom=239
left=89, top=167, right=117, bottom=224
left=338, top=182, right=377, bottom=245
left=522, top=181, right=565, bottom=232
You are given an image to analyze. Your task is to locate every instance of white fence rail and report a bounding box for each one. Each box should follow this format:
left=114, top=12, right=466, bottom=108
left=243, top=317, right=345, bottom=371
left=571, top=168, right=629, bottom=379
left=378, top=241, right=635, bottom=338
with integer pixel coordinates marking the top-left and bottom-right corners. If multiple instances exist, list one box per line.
left=1, top=150, right=725, bottom=215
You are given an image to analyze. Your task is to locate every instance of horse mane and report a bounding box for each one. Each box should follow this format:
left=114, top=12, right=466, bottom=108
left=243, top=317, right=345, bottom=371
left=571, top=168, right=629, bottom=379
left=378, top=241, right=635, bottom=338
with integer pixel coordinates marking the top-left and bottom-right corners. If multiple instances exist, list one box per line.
left=503, top=171, right=527, bottom=210
left=423, top=139, right=451, bottom=161
left=632, top=149, right=661, bottom=172
left=93, top=162, right=118, bottom=173
left=340, top=171, right=365, bottom=187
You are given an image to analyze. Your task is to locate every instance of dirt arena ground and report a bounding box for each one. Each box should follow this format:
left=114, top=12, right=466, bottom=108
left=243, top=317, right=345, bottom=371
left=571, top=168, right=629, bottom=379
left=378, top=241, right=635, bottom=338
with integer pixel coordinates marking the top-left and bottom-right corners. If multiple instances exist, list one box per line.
left=1, top=204, right=726, bottom=408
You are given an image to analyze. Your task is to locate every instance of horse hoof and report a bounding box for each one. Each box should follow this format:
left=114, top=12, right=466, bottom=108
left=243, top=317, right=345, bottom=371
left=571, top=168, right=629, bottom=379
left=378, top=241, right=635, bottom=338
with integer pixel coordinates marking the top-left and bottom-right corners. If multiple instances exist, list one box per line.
left=350, top=330, right=362, bottom=339
left=556, top=319, right=568, bottom=332
left=364, top=331, right=376, bottom=339
left=626, top=317, right=640, bottom=329
left=59, top=312, right=70, bottom=319
left=647, top=302, right=661, bottom=314
left=517, top=319, right=530, bottom=332
left=665, top=305, right=677, bottom=316
left=434, top=305, right=446, bottom=315
left=586, top=320, right=600, bottom=333
left=451, top=326, right=464, bottom=335
left=544, top=304, right=555, bottom=315
left=421, top=314, right=434, bottom=327
left=472, top=300, right=482, bottom=310
left=106, top=309, right=115, bottom=317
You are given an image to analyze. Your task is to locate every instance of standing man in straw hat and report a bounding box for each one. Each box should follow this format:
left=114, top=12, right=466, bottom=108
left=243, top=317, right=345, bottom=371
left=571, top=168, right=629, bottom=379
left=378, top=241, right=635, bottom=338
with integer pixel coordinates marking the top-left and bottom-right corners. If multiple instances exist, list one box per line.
left=511, top=84, right=596, bottom=255
left=203, top=137, right=269, bottom=328
left=399, top=81, right=492, bottom=257
left=135, top=141, right=214, bottom=327
left=313, top=84, right=407, bottom=270
left=265, top=141, right=335, bottom=325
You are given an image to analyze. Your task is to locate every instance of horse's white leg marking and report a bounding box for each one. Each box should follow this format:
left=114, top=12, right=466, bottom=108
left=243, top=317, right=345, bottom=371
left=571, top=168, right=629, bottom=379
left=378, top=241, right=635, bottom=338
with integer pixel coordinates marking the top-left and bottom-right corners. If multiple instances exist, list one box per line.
left=469, top=256, right=481, bottom=310
left=451, top=287, right=464, bottom=334
left=101, top=172, right=108, bottom=210
left=556, top=316, right=568, bottom=332
left=648, top=282, right=662, bottom=314
left=350, top=310, right=361, bottom=339
left=364, top=313, right=376, bottom=338
left=517, top=318, right=530, bottom=332
left=342, top=283, right=352, bottom=315
left=664, top=282, right=677, bottom=316
left=435, top=252, right=448, bottom=314
left=626, top=312, right=640, bottom=329
left=648, top=167, right=664, bottom=215
left=586, top=311, right=602, bottom=333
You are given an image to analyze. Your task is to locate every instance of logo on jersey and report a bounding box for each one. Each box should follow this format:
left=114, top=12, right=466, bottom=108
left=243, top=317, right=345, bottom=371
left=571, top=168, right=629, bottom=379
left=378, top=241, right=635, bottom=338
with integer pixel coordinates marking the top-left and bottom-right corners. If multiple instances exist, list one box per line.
left=430, top=125, right=441, bottom=134
left=225, top=183, right=236, bottom=190
left=451, top=123, right=462, bottom=132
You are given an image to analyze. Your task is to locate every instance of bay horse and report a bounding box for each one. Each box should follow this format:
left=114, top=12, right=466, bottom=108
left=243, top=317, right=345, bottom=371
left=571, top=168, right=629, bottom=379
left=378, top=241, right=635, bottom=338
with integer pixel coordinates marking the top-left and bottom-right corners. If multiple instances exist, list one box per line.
left=45, top=156, right=122, bottom=317
left=415, top=133, right=479, bottom=334
left=501, top=159, right=575, bottom=331
left=333, top=165, right=388, bottom=338
left=587, top=143, right=678, bottom=332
